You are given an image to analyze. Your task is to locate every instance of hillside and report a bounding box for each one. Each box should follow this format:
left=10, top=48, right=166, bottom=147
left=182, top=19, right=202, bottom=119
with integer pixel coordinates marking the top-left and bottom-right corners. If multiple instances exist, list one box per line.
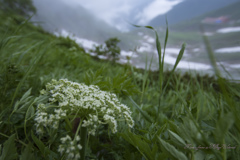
left=171, top=1, right=240, bottom=32
left=149, top=0, right=239, bottom=27
left=31, top=0, right=120, bottom=42
left=167, top=1, right=240, bottom=51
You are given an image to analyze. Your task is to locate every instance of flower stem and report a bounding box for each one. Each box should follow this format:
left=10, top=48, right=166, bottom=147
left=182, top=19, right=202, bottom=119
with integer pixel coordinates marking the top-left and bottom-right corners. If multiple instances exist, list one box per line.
left=74, top=118, right=83, bottom=140
left=74, top=118, right=87, bottom=160
left=80, top=127, right=87, bottom=160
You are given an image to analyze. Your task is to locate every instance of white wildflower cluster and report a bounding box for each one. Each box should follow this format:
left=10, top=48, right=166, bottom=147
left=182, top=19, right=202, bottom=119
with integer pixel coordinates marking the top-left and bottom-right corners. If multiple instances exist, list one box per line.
left=58, top=135, right=82, bottom=160
left=36, top=79, right=134, bottom=136
left=35, top=103, right=67, bottom=135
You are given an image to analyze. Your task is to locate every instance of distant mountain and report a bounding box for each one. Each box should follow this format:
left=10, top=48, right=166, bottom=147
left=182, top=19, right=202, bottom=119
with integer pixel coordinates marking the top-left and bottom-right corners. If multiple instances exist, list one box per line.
left=171, top=1, right=240, bottom=31
left=31, top=0, right=120, bottom=42
left=149, top=0, right=239, bottom=27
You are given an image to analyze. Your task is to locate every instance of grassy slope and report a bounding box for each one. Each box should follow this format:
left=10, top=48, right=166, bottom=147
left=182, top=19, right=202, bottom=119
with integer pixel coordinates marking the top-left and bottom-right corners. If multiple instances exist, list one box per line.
left=0, top=10, right=240, bottom=159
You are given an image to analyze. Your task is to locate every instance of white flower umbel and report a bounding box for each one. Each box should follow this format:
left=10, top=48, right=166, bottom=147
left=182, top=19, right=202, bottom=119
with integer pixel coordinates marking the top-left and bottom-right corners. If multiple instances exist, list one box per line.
left=58, top=135, right=82, bottom=160
left=35, top=79, right=134, bottom=136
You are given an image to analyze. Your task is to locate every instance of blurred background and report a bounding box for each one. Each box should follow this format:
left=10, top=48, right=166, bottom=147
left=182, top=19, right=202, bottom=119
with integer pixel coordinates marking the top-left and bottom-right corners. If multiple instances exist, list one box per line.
left=6, top=0, right=240, bottom=79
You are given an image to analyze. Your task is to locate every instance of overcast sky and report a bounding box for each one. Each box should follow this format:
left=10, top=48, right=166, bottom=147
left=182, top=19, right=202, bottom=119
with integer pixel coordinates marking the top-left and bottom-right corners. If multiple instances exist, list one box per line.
left=61, top=0, right=183, bottom=31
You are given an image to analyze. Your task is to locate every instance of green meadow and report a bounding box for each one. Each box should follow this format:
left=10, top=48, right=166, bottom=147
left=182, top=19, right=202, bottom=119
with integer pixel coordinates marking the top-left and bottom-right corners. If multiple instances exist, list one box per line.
left=0, top=6, right=240, bottom=160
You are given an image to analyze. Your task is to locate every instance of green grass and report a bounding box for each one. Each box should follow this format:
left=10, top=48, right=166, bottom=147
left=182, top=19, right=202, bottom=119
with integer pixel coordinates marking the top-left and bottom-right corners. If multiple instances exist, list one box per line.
left=0, top=10, right=240, bottom=160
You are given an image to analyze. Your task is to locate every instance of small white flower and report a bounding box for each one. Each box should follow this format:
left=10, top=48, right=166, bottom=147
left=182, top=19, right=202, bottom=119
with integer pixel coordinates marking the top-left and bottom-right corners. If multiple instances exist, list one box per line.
left=75, top=135, right=80, bottom=141
left=77, top=144, right=82, bottom=150
left=58, top=146, right=65, bottom=154
left=58, top=135, right=82, bottom=159
left=40, top=89, right=46, bottom=95
left=68, top=153, right=74, bottom=158
left=60, top=137, right=67, bottom=143
left=70, top=146, right=75, bottom=151
left=75, top=153, right=81, bottom=159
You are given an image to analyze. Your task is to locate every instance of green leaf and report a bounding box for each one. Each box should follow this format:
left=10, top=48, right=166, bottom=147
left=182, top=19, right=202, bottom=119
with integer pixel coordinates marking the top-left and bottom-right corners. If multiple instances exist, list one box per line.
left=168, top=130, right=186, bottom=147
left=145, top=26, right=154, bottom=29
left=20, top=144, right=34, bottom=160
left=13, top=101, right=20, bottom=112
left=214, top=112, right=234, bottom=142
left=0, top=134, right=18, bottom=160
left=172, top=43, right=186, bottom=72
left=163, top=19, right=169, bottom=54
left=162, top=20, right=169, bottom=67
left=128, top=96, right=153, bottom=123
left=34, top=95, right=49, bottom=106
left=19, top=88, right=32, bottom=103
left=120, top=131, right=155, bottom=160
left=83, top=69, right=104, bottom=86
left=158, top=137, right=188, bottom=160
left=25, top=105, right=35, bottom=120
left=13, top=88, right=33, bottom=113
left=153, top=123, right=167, bottom=141
left=31, top=131, right=49, bottom=157
left=16, top=98, right=35, bottom=113
left=194, top=151, right=207, bottom=160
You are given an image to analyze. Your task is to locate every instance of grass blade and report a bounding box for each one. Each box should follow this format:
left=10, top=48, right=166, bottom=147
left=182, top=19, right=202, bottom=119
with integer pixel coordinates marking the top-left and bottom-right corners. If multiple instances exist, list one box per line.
left=9, top=40, right=48, bottom=107
left=128, top=96, right=153, bottom=123
left=158, top=137, right=188, bottom=160
left=172, top=43, right=186, bottom=73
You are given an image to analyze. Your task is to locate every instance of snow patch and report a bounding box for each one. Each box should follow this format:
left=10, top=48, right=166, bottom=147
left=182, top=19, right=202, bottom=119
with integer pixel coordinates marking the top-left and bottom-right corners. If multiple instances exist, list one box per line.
left=138, top=42, right=153, bottom=52
left=215, top=46, right=240, bottom=53
left=121, top=50, right=138, bottom=58
left=74, top=37, right=99, bottom=49
left=193, top=48, right=200, bottom=52
left=54, top=29, right=99, bottom=49
left=229, top=64, right=240, bottom=69
left=217, top=27, right=240, bottom=33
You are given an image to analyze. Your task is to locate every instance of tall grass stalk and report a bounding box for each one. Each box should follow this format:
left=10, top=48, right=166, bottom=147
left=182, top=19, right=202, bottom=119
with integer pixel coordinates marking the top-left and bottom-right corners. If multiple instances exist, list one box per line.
left=132, top=23, right=186, bottom=122
left=140, top=54, right=153, bottom=104
left=131, top=24, right=165, bottom=92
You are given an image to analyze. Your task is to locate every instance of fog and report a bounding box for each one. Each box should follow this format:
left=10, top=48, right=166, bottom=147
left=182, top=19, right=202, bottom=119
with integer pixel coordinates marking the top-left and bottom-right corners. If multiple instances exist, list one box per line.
left=60, top=0, right=183, bottom=31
